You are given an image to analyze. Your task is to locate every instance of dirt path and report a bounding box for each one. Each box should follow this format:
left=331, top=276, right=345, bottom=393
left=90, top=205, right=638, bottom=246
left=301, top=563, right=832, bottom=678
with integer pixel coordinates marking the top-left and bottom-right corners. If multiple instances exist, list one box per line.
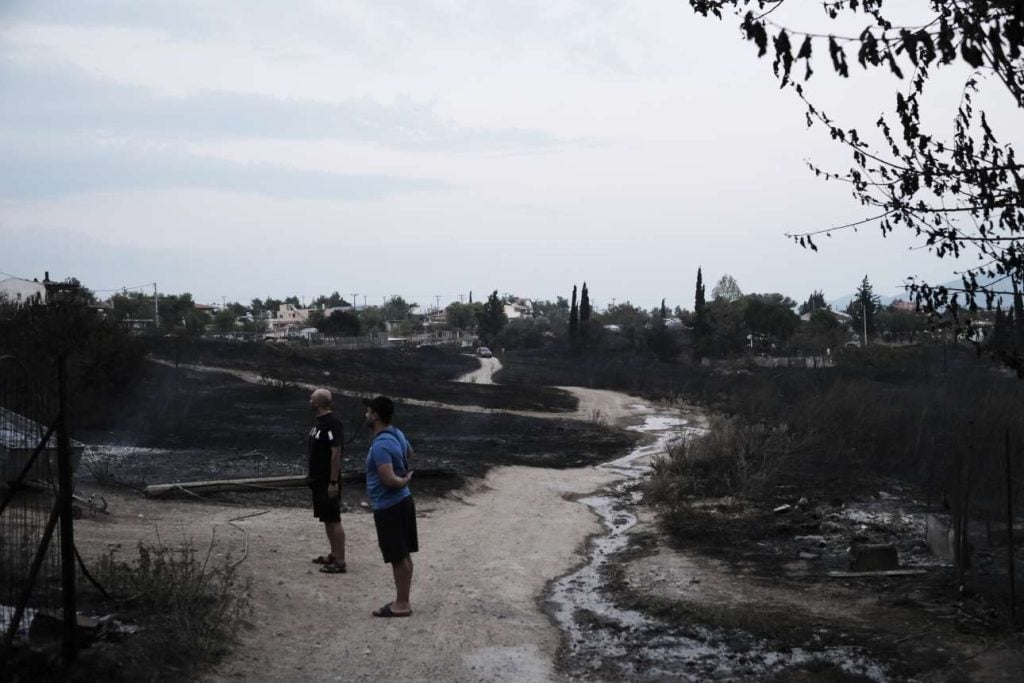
left=150, top=357, right=638, bottom=424
left=74, top=463, right=626, bottom=682
left=455, top=356, right=501, bottom=385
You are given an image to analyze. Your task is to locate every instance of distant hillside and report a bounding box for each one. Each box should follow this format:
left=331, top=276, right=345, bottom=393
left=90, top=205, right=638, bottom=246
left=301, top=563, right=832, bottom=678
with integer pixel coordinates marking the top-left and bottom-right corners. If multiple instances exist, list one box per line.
left=828, top=274, right=1013, bottom=311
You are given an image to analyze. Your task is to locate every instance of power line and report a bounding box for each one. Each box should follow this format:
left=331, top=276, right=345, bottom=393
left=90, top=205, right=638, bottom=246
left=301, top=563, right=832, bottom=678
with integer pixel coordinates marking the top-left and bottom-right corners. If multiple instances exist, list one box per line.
left=91, top=282, right=156, bottom=294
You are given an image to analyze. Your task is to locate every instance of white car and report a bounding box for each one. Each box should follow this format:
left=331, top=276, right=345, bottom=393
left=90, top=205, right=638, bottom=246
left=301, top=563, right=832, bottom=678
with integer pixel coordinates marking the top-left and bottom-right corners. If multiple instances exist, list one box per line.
left=476, top=346, right=493, bottom=358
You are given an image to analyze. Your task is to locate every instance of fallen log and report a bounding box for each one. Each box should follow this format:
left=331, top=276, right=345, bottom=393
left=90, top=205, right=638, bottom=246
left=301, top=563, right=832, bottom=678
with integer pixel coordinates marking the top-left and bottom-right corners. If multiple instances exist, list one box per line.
left=144, top=469, right=458, bottom=498
left=826, top=569, right=928, bottom=578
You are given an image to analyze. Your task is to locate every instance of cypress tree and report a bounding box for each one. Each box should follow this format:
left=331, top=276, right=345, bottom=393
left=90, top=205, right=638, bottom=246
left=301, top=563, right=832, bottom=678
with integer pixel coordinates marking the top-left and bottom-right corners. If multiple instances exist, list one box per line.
left=580, top=283, right=591, bottom=322
left=693, top=267, right=708, bottom=360
left=569, top=285, right=579, bottom=342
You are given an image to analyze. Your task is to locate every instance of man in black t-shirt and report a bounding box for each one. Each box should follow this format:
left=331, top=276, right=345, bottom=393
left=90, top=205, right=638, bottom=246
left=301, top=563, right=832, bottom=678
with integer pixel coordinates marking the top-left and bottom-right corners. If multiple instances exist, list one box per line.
left=308, top=387, right=346, bottom=574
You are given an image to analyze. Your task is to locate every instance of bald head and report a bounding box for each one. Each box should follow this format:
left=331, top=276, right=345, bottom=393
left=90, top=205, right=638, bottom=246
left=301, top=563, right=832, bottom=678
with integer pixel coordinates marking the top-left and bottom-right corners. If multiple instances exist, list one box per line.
left=310, top=388, right=332, bottom=411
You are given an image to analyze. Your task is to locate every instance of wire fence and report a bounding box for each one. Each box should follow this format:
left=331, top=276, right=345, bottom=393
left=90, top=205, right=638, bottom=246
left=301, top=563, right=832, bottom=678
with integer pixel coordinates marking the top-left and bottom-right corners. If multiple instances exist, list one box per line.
left=0, top=353, right=78, bottom=663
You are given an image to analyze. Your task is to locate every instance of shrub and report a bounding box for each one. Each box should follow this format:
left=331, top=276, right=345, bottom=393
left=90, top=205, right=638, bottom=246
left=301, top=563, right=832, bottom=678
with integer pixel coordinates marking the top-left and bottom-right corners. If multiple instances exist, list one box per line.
left=91, top=540, right=251, bottom=680
left=648, top=417, right=804, bottom=501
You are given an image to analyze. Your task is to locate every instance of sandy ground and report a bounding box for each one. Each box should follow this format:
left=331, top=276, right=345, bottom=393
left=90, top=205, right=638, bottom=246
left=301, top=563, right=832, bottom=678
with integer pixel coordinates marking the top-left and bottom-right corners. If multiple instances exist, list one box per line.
left=74, top=464, right=622, bottom=683
left=70, top=370, right=648, bottom=682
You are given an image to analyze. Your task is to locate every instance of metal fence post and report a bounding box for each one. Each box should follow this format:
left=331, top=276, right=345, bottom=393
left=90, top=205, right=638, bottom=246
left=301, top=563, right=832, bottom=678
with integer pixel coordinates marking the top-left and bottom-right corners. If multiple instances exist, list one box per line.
left=1007, top=429, right=1017, bottom=623
left=57, top=354, right=77, bottom=662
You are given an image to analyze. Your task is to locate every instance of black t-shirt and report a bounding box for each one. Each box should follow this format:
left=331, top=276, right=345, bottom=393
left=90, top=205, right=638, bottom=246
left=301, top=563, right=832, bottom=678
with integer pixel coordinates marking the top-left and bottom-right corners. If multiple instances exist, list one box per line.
left=308, top=412, right=344, bottom=482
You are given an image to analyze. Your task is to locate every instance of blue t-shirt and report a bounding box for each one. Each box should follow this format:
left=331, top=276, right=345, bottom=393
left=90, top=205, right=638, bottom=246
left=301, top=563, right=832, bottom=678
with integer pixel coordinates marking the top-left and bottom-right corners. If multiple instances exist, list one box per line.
left=365, top=426, right=412, bottom=511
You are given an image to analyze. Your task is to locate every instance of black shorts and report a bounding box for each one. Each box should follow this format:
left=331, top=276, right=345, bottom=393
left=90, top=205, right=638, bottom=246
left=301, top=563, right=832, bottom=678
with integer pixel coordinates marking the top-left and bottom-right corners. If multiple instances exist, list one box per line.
left=310, top=481, right=341, bottom=524
left=373, top=496, right=418, bottom=564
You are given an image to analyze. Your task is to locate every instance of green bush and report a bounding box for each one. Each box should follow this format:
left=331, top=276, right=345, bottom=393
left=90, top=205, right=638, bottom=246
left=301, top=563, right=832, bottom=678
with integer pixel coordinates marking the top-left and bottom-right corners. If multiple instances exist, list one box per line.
left=93, top=540, right=251, bottom=680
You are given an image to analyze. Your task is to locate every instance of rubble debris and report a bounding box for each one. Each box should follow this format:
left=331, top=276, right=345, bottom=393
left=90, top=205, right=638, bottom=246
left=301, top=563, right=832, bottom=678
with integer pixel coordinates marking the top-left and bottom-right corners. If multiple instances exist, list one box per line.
left=849, top=544, right=899, bottom=572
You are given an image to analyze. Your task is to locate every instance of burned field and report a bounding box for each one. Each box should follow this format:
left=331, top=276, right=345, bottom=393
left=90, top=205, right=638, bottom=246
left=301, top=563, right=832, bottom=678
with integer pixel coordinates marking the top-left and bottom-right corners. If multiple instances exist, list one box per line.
left=77, top=359, right=637, bottom=501
left=151, top=338, right=578, bottom=412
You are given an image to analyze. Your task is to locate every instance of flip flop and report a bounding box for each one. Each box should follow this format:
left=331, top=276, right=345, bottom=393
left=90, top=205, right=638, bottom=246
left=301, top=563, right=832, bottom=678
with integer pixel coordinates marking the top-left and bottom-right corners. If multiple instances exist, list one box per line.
left=312, top=554, right=335, bottom=565
left=372, top=603, right=411, bottom=618
left=319, top=562, right=347, bottom=574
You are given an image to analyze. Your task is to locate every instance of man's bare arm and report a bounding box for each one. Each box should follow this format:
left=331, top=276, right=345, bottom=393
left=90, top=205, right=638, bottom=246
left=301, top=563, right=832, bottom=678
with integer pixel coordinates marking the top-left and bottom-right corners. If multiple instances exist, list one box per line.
left=376, top=462, right=412, bottom=489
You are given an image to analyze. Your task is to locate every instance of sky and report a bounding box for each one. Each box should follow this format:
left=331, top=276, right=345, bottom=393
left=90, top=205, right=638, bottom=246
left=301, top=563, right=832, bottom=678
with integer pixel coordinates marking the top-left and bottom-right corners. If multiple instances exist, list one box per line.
left=1, top=1, right=1018, bottom=310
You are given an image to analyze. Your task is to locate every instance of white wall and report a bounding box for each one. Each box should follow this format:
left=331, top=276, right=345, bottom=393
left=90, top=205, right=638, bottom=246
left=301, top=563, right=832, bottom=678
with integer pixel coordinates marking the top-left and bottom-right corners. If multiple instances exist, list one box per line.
left=0, top=278, right=46, bottom=305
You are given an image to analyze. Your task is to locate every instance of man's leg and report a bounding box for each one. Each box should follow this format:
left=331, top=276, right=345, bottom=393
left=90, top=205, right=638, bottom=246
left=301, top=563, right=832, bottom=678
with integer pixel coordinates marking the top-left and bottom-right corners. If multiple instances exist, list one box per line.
left=391, top=555, right=413, bottom=612
left=324, top=521, right=345, bottom=565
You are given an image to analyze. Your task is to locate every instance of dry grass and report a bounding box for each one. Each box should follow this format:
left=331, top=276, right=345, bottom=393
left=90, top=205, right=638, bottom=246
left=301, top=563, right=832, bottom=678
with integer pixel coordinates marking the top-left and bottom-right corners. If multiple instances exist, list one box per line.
left=89, top=539, right=252, bottom=680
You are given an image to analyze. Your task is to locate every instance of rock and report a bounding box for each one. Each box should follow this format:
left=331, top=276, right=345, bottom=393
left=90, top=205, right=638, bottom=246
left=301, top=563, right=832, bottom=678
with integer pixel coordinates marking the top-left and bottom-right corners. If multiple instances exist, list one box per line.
left=799, top=551, right=819, bottom=560
left=773, top=504, right=792, bottom=515
left=849, top=543, right=899, bottom=572
left=797, top=497, right=810, bottom=510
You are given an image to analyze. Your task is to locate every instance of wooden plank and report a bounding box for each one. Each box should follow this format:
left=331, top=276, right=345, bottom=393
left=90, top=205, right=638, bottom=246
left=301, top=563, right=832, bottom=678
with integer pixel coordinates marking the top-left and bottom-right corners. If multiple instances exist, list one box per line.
left=145, top=475, right=311, bottom=497
left=827, top=569, right=929, bottom=578
left=144, top=469, right=457, bottom=497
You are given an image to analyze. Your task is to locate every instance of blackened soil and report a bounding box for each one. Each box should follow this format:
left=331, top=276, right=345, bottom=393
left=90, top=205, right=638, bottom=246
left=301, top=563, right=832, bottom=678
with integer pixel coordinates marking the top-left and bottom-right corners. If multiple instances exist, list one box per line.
left=79, top=364, right=638, bottom=492
left=149, top=338, right=578, bottom=412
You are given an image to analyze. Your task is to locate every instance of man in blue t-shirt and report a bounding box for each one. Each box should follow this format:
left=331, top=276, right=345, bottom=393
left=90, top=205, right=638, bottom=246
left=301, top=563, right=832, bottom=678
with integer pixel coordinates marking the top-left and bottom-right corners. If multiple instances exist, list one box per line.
left=363, top=395, right=417, bottom=618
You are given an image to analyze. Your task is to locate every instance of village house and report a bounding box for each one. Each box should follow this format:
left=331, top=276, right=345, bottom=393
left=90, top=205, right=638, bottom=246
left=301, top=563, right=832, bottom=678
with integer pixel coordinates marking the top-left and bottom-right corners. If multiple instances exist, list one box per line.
left=503, top=299, right=533, bottom=320
left=0, top=275, right=47, bottom=306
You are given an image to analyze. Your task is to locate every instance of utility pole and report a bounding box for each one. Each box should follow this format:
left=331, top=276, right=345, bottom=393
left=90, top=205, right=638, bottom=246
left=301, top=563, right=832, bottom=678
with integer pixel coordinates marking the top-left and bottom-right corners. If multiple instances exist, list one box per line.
left=862, top=301, right=868, bottom=347
left=351, top=293, right=358, bottom=309
left=434, top=295, right=441, bottom=313
left=153, top=283, right=159, bottom=327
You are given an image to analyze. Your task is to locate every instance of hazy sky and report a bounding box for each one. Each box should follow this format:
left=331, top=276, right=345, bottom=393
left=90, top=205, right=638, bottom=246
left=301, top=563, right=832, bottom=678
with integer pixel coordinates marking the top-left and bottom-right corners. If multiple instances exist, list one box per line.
left=1, top=1, right=1015, bottom=309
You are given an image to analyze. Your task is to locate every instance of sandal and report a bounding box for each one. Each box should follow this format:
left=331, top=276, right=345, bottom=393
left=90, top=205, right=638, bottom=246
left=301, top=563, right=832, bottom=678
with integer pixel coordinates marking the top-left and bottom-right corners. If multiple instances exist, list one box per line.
left=319, top=562, right=347, bottom=574
left=312, top=554, right=335, bottom=565
left=372, top=603, right=411, bottom=617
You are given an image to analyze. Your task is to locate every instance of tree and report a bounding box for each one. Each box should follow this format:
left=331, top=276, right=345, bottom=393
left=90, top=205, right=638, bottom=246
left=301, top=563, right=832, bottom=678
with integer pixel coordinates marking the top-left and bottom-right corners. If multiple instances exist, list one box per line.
left=226, top=301, right=248, bottom=317
left=649, top=298, right=676, bottom=360
left=688, top=1, right=1024, bottom=369
left=311, top=292, right=351, bottom=309
left=693, top=267, right=709, bottom=360
left=711, top=274, right=742, bottom=302
left=496, top=317, right=550, bottom=350
left=742, top=293, right=800, bottom=343
left=383, top=295, right=416, bottom=321
left=847, top=276, right=882, bottom=340
left=798, top=290, right=829, bottom=316
left=877, top=306, right=927, bottom=343
left=792, top=309, right=848, bottom=355
left=580, top=282, right=592, bottom=322
left=260, top=297, right=284, bottom=315
left=358, top=306, right=386, bottom=333
left=445, top=302, right=480, bottom=331
left=317, top=310, right=361, bottom=336
left=569, top=285, right=579, bottom=342
left=283, top=295, right=301, bottom=308
left=477, top=291, right=508, bottom=345
left=212, top=308, right=237, bottom=333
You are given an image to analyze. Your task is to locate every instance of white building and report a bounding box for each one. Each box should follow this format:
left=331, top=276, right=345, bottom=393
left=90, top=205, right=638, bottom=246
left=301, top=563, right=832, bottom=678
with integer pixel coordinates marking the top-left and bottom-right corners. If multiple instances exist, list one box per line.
left=503, top=299, right=533, bottom=320
left=0, top=277, right=47, bottom=306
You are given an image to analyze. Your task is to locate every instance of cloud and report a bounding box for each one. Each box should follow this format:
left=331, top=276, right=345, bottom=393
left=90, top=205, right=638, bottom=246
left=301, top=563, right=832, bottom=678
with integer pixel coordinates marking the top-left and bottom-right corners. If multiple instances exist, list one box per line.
left=0, top=56, right=558, bottom=151
left=0, top=135, right=448, bottom=200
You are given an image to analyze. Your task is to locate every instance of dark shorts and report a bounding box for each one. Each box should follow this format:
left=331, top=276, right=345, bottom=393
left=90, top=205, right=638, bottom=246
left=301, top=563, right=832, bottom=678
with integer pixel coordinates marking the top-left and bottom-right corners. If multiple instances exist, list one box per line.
left=373, top=496, right=418, bottom=564
left=310, top=481, right=341, bottom=524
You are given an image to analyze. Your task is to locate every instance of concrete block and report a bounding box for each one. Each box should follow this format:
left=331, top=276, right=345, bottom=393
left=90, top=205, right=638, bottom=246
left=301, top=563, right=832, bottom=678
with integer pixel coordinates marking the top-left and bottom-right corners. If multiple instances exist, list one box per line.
left=849, top=543, right=899, bottom=572
left=926, top=513, right=956, bottom=562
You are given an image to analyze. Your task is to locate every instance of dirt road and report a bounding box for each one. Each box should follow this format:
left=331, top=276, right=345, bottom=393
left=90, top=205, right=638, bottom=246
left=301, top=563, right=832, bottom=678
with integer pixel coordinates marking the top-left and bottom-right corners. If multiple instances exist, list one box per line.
left=74, top=460, right=629, bottom=682
left=151, top=357, right=637, bottom=424
left=69, top=378, right=654, bottom=682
